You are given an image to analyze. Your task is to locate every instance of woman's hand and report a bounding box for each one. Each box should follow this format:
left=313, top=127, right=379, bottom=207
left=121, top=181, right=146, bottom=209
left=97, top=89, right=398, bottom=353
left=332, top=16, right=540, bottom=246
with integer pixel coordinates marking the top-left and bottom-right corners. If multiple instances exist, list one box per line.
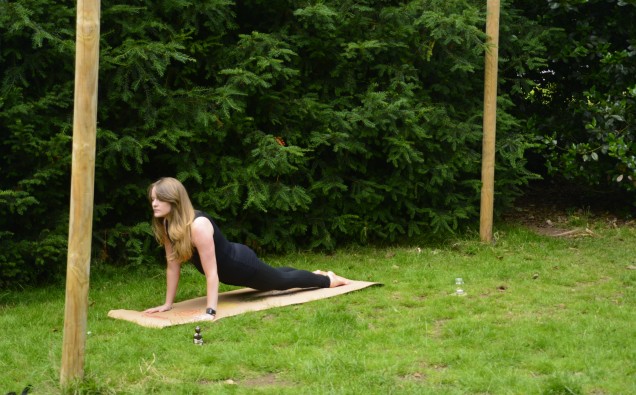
left=143, top=304, right=173, bottom=314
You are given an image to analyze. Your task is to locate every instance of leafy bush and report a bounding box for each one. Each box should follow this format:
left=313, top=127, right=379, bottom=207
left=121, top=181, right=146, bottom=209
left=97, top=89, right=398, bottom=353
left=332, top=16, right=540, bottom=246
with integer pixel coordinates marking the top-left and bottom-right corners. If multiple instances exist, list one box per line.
left=0, top=0, right=542, bottom=286
left=513, top=0, right=636, bottom=194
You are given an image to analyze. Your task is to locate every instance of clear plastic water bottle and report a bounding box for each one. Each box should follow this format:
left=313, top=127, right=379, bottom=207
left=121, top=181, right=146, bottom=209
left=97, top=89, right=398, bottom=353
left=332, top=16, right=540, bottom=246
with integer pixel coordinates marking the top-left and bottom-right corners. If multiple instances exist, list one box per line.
left=455, top=278, right=466, bottom=296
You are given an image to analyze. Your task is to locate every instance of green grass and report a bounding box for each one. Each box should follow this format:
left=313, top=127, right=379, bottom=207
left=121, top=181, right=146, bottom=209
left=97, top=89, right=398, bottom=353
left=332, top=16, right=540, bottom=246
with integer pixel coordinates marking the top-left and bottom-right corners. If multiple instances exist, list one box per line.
left=1, top=224, right=635, bottom=394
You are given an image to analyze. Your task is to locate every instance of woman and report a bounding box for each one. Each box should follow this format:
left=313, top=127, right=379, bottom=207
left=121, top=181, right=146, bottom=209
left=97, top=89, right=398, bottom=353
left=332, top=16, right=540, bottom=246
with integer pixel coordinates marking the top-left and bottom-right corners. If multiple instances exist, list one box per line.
left=144, top=177, right=350, bottom=319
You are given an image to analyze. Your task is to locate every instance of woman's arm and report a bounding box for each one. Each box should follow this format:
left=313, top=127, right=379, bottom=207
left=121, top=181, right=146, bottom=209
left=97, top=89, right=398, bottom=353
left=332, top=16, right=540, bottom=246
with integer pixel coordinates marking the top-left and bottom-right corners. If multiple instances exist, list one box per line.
left=144, top=239, right=181, bottom=313
left=191, top=216, right=219, bottom=317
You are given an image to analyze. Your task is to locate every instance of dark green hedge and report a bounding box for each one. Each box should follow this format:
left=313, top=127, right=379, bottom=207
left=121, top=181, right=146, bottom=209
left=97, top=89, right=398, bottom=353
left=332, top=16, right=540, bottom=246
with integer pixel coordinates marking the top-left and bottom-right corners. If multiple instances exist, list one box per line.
left=513, top=0, right=636, bottom=194
left=1, top=0, right=545, bottom=286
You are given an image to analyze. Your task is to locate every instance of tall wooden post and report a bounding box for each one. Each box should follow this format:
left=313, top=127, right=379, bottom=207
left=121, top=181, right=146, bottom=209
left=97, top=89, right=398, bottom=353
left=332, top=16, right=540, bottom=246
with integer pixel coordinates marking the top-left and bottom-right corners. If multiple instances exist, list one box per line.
left=60, top=0, right=101, bottom=385
left=480, top=0, right=500, bottom=243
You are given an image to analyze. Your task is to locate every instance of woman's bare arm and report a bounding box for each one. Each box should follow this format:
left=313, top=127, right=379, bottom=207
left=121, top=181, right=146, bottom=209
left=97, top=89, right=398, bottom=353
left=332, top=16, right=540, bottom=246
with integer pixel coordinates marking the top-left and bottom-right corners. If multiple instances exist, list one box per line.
left=144, top=239, right=181, bottom=313
left=191, top=216, right=219, bottom=316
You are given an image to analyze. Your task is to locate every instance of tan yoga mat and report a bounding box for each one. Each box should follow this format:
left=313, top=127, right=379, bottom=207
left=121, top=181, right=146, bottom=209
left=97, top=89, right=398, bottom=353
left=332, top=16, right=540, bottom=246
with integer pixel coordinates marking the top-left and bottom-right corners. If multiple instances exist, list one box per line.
left=108, top=280, right=380, bottom=328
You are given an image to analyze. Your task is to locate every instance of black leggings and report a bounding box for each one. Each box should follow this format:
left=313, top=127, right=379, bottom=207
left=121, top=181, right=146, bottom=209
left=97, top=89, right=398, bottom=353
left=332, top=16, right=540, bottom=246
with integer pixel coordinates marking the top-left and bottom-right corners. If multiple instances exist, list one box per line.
left=194, top=243, right=331, bottom=291
left=240, top=266, right=331, bottom=291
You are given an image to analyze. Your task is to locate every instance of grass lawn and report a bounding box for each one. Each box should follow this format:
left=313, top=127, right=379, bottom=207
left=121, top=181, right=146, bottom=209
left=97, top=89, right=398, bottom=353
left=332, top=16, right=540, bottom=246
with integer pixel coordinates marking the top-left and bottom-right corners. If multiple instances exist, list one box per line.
left=1, top=223, right=635, bottom=394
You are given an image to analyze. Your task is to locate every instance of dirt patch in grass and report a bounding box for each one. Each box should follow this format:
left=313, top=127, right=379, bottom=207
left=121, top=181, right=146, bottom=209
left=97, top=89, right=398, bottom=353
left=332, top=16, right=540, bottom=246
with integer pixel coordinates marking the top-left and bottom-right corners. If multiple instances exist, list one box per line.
left=201, top=373, right=295, bottom=388
left=240, top=373, right=295, bottom=388
left=398, top=372, right=427, bottom=382
left=398, top=362, right=448, bottom=383
left=503, top=181, right=635, bottom=236
left=429, top=319, right=449, bottom=339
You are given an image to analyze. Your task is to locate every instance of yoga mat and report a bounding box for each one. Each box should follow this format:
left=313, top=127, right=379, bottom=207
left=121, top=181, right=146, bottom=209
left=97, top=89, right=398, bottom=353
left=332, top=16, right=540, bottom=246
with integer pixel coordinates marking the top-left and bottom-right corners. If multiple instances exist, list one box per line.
left=108, top=280, right=380, bottom=328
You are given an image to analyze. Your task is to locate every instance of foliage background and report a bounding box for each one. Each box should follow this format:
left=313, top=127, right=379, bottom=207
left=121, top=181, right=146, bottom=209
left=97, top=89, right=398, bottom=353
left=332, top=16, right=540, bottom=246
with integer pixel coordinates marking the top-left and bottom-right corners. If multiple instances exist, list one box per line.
left=513, top=0, right=636, bottom=192
left=1, top=0, right=634, bottom=286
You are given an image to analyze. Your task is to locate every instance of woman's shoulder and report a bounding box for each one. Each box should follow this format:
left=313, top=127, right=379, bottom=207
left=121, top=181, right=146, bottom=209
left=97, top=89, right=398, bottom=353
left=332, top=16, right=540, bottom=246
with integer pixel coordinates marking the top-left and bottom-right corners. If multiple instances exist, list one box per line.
left=193, top=210, right=209, bottom=221
left=191, top=214, right=214, bottom=239
left=193, top=210, right=210, bottom=222
left=193, top=210, right=227, bottom=243
left=193, top=210, right=217, bottom=228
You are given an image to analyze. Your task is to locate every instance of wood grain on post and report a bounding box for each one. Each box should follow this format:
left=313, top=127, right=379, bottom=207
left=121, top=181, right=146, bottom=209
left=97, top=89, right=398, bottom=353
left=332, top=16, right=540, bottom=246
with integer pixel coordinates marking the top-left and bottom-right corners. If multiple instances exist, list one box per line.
left=60, top=0, right=101, bottom=385
left=480, top=0, right=500, bottom=243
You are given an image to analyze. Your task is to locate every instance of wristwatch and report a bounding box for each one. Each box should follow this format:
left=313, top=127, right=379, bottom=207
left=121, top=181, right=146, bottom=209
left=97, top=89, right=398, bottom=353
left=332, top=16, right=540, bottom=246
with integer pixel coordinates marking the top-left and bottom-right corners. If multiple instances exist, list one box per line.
left=206, top=308, right=216, bottom=316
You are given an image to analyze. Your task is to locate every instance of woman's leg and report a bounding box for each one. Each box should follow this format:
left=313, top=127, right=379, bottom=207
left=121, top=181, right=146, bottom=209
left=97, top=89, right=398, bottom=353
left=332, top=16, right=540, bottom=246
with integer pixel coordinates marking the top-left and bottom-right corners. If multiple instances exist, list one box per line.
left=229, top=244, right=348, bottom=290
left=245, top=264, right=330, bottom=291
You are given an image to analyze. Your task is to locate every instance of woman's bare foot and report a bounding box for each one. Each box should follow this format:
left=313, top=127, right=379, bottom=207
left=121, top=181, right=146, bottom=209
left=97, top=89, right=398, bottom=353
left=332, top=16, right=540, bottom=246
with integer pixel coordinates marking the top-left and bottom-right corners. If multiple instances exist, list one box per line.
left=313, top=270, right=328, bottom=276
left=327, top=271, right=350, bottom=288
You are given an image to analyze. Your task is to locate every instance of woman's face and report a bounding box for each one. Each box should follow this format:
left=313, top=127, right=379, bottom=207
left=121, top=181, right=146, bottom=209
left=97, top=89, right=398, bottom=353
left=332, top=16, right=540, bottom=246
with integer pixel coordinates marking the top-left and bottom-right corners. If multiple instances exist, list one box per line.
left=150, top=186, right=172, bottom=218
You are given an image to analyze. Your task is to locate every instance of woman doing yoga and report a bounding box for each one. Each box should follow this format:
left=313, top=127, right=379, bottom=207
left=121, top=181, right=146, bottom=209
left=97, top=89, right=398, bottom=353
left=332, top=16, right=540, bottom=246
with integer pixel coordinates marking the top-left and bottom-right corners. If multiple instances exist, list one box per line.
left=144, top=177, right=350, bottom=319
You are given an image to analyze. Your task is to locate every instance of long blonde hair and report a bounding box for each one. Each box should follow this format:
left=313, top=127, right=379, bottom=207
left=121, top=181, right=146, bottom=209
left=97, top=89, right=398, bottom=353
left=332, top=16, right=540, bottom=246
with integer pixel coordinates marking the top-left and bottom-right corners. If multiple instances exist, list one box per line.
left=148, top=177, right=195, bottom=263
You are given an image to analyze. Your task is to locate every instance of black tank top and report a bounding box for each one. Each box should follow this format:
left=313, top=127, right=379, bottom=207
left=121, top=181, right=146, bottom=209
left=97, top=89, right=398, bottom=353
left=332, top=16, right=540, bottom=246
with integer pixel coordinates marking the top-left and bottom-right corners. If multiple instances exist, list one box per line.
left=190, top=210, right=231, bottom=272
left=189, top=210, right=259, bottom=286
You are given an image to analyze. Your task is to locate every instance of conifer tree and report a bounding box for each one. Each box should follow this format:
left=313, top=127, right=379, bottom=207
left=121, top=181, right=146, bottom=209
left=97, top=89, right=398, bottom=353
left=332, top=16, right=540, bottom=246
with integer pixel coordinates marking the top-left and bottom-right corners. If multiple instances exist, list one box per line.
left=0, top=0, right=545, bottom=285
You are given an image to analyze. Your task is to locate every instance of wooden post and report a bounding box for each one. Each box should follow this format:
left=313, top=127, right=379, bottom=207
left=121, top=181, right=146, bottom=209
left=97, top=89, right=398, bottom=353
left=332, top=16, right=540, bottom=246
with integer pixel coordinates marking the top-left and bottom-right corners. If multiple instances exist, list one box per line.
left=480, top=0, right=500, bottom=243
left=60, top=0, right=101, bottom=385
